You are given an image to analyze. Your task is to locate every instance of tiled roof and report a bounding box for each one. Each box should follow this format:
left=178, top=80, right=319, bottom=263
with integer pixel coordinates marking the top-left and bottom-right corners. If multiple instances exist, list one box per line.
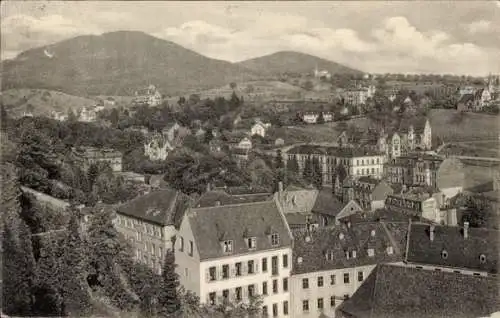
left=285, top=212, right=311, bottom=226
left=292, top=222, right=405, bottom=275
left=406, top=223, right=499, bottom=274
left=194, top=190, right=272, bottom=208
left=287, top=145, right=383, bottom=157
left=311, top=189, right=345, bottom=216
left=459, top=93, right=475, bottom=103
left=277, top=188, right=319, bottom=214
left=338, top=264, right=500, bottom=318
left=187, top=200, right=293, bottom=260
left=116, top=189, right=190, bottom=227
left=398, top=116, right=428, bottom=133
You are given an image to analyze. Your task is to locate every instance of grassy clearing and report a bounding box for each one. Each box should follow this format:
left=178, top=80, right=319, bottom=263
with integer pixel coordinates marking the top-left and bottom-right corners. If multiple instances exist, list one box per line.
left=463, top=163, right=498, bottom=191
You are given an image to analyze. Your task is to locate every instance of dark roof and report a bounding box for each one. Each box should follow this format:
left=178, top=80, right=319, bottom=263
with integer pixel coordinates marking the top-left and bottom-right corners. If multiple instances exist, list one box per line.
left=398, top=116, right=428, bottom=133
left=187, top=200, right=292, bottom=260
left=311, top=189, right=345, bottom=216
left=459, top=93, right=475, bottom=103
left=195, top=190, right=272, bottom=208
left=117, top=189, right=190, bottom=227
left=292, top=222, right=404, bottom=275
left=287, top=145, right=383, bottom=157
left=285, top=212, right=311, bottom=226
left=338, top=264, right=500, bottom=318
left=406, top=223, right=499, bottom=274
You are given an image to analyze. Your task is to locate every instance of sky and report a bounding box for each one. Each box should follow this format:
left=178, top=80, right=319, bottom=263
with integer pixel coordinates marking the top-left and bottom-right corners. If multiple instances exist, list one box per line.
left=1, top=1, right=500, bottom=75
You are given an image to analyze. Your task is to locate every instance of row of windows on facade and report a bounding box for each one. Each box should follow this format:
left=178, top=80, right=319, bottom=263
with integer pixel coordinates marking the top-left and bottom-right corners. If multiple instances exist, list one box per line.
left=356, top=167, right=380, bottom=175
left=179, top=234, right=281, bottom=256
left=116, top=215, right=164, bottom=238
left=302, top=295, right=349, bottom=313
left=207, top=254, right=289, bottom=282
left=301, top=271, right=364, bottom=290
left=356, top=158, right=381, bottom=166
left=263, top=301, right=289, bottom=317
left=295, top=155, right=382, bottom=167
left=386, top=197, right=423, bottom=210
left=208, top=278, right=289, bottom=306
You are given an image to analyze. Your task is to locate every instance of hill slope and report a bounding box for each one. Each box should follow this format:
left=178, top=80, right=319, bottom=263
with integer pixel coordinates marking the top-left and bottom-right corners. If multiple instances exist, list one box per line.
left=1, top=31, right=259, bottom=96
left=236, top=51, right=361, bottom=76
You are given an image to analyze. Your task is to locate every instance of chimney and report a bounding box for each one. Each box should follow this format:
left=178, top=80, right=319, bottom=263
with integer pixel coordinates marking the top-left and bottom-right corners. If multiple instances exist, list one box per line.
left=278, top=181, right=284, bottom=194
left=464, top=221, right=469, bottom=239
left=429, top=225, right=435, bottom=241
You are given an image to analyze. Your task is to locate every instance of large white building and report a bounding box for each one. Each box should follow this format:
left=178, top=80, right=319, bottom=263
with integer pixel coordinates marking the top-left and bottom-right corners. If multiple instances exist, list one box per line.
left=290, top=222, right=405, bottom=318
left=175, top=196, right=293, bottom=317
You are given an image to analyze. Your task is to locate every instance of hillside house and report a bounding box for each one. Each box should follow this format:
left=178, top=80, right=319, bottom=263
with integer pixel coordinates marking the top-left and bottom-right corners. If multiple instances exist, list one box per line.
left=144, top=133, right=173, bottom=161
left=78, top=106, right=98, bottom=122
left=71, top=146, right=123, bottom=172
left=133, top=84, right=162, bottom=106
left=251, top=120, right=271, bottom=138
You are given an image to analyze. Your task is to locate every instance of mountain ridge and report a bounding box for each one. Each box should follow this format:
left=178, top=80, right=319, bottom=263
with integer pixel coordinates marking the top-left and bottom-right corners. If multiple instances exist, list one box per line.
left=1, top=31, right=361, bottom=97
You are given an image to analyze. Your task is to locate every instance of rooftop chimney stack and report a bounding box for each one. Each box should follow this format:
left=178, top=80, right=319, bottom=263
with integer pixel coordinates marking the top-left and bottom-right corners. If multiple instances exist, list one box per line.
left=429, top=225, right=435, bottom=241
left=464, top=221, right=469, bottom=239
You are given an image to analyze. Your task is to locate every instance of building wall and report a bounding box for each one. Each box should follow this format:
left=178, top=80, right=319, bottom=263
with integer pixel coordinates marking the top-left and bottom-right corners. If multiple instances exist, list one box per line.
left=199, top=248, right=292, bottom=318
left=114, top=213, right=176, bottom=274
left=290, top=265, right=377, bottom=318
left=176, top=216, right=202, bottom=295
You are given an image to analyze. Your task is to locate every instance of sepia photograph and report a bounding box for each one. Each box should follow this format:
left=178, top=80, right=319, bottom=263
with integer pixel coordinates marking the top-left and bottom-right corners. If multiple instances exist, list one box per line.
left=1, top=1, right=499, bottom=317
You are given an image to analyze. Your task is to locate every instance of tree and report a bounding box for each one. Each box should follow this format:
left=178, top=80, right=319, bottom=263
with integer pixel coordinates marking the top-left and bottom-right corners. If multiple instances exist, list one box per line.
left=60, top=212, right=92, bottom=316
left=303, top=80, right=314, bottom=91
left=109, top=108, right=120, bottom=126
left=2, top=221, right=36, bottom=316
left=177, top=96, right=186, bottom=106
left=67, top=109, right=77, bottom=122
left=229, top=91, right=241, bottom=111
left=189, top=94, right=201, bottom=105
left=302, top=156, right=314, bottom=184
left=158, top=248, right=181, bottom=315
left=229, top=82, right=237, bottom=90
left=312, top=157, right=323, bottom=189
left=287, top=155, right=299, bottom=175
left=316, top=112, right=325, bottom=124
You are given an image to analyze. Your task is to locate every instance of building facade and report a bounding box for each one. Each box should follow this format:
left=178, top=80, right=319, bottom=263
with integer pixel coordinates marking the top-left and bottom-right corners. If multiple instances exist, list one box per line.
left=72, top=146, right=123, bottom=172
left=144, top=133, right=173, bottom=161
left=175, top=199, right=293, bottom=317
left=134, top=84, right=162, bottom=106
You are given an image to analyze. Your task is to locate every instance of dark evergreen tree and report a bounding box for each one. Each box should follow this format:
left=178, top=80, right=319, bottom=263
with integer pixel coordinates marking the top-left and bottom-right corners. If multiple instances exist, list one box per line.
left=60, top=212, right=92, bottom=316
left=204, top=128, right=214, bottom=144
left=312, top=157, right=323, bottom=189
left=287, top=155, right=299, bottom=174
left=302, top=156, right=314, bottom=184
left=274, top=150, right=284, bottom=169
left=86, top=163, right=100, bottom=191
left=229, top=91, right=241, bottom=110
left=316, top=112, right=325, bottom=124
left=2, top=221, right=36, bottom=316
left=158, top=248, right=181, bottom=316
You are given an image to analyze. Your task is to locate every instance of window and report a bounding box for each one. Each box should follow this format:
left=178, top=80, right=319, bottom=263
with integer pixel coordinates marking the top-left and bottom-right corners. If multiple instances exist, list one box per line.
left=248, top=284, right=255, bottom=297
left=441, top=250, right=448, bottom=259
left=283, top=278, right=288, bottom=292
left=248, top=260, right=255, bottom=274
left=330, top=275, right=336, bottom=285
left=179, top=236, right=184, bottom=251
left=480, top=254, right=487, bottom=264
left=222, top=289, right=229, bottom=303
left=262, top=282, right=268, bottom=295
left=367, top=248, right=375, bottom=257
left=325, top=250, right=334, bottom=260
left=358, top=271, right=364, bottom=282
left=209, top=267, right=216, bottom=281
left=189, top=241, right=193, bottom=256
left=318, top=298, right=324, bottom=310
left=262, top=306, right=268, bottom=317
left=273, top=279, right=278, bottom=294
left=283, top=301, right=289, bottom=315
left=222, top=265, right=229, bottom=279
left=151, top=243, right=155, bottom=255
left=302, top=300, right=309, bottom=312
left=272, top=256, right=279, bottom=275
left=271, top=233, right=280, bottom=246
left=344, top=294, right=349, bottom=300
left=386, top=246, right=393, bottom=255
left=302, top=278, right=309, bottom=289
left=235, top=262, right=242, bottom=276
left=159, top=247, right=163, bottom=258
left=330, top=296, right=336, bottom=307
left=273, top=303, right=278, bottom=317
left=209, top=292, right=216, bottom=305
left=247, top=237, right=257, bottom=249
left=262, top=258, right=268, bottom=272
left=223, top=240, right=233, bottom=253
left=343, top=273, right=350, bottom=284
left=282, top=254, right=288, bottom=268
left=235, top=287, right=242, bottom=301
left=317, top=276, right=324, bottom=287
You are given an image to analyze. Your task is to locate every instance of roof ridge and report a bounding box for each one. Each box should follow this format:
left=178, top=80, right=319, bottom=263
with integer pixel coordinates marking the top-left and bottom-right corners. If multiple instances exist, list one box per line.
left=191, top=199, right=274, bottom=211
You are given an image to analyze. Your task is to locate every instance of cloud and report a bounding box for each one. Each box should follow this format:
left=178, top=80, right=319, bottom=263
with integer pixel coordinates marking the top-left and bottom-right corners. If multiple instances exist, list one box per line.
left=1, top=14, right=100, bottom=59
left=467, top=20, right=492, bottom=34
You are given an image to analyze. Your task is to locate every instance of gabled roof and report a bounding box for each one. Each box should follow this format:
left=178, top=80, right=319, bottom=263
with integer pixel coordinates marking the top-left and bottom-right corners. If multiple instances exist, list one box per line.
left=338, top=264, right=500, bottom=318
left=406, top=223, right=499, bottom=274
left=187, top=200, right=292, bottom=260
left=278, top=188, right=319, bottom=214
left=292, top=222, right=405, bottom=274
left=311, top=189, right=345, bottom=215
left=398, top=116, right=428, bottom=133
left=116, top=189, right=190, bottom=227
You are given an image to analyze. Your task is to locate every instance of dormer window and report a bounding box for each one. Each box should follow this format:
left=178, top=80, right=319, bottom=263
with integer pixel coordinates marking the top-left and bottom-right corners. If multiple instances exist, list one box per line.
left=386, top=246, right=394, bottom=255
left=352, top=250, right=357, bottom=258
left=325, top=250, right=334, bottom=261
left=370, top=230, right=376, bottom=237
left=246, top=237, right=257, bottom=250
left=441, top=250, right=448, bottom=259
left=479, top=254, right=487, bottom=264
left=223, top=240, right=233, bottom=253
left=367, top=248, right=375, bottom=257
left=297, top=257, right=303, bottom=264
left=271, top=233, right=280, bottom=246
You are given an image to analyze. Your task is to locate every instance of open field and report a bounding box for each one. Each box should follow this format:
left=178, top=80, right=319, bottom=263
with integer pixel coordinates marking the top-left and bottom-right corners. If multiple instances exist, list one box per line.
left=463, top=162, right=499, bottom=192
left=443, top=142, right=499, bottom=158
